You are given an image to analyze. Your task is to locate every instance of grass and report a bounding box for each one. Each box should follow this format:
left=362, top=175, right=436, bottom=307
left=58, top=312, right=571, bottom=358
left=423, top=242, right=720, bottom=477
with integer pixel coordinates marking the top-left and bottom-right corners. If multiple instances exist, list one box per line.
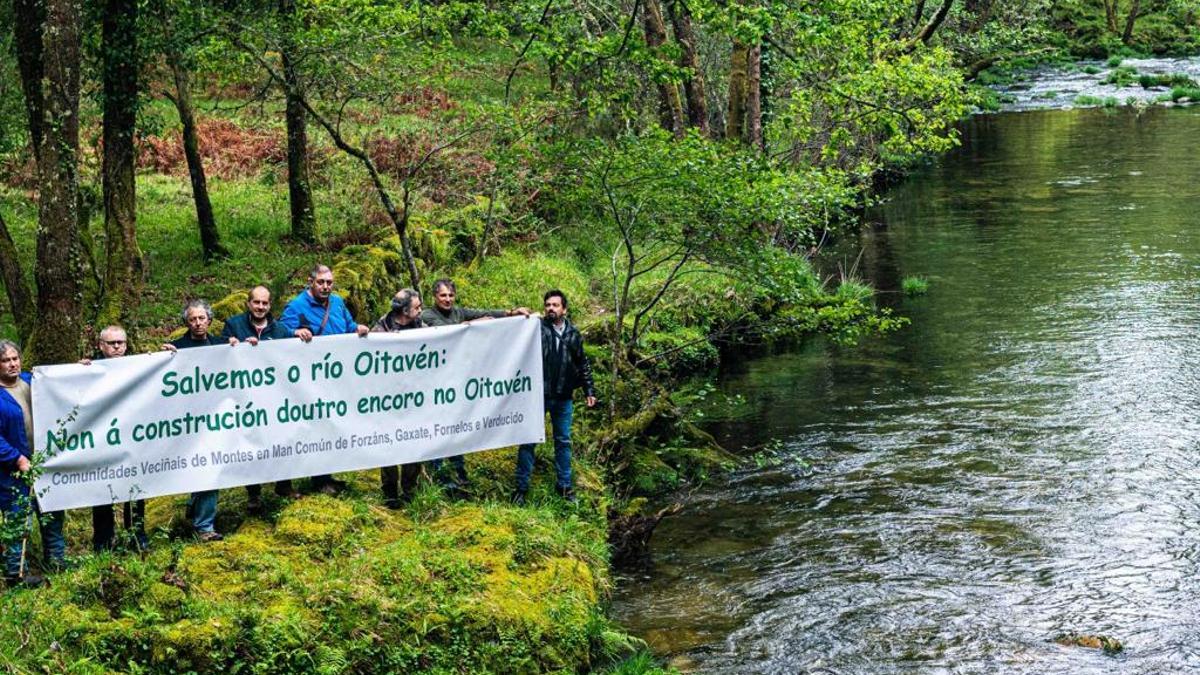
left=901, top=275, right=930, bottom=297
left=1073, top=94, right=1104, bottom=106
left=1106, top=55, right=1124, bottom=67
left=1102, top=65, right=1139, bottom=87
left=1168, top=86, right=1200, bottom=102
left=1083, top=65, right=1102, bottom=75
left=1138, top=73, right=1198, bottom=89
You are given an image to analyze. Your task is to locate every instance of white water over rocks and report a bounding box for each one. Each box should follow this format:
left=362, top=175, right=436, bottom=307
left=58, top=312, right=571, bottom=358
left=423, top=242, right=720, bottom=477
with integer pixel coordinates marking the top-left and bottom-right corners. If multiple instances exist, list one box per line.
left=993, top=56, right=1200, bottom=112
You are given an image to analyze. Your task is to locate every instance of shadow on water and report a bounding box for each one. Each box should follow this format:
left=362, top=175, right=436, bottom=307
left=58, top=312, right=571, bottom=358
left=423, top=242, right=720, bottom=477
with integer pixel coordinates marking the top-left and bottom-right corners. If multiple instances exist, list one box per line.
left=611, top=106, right=1200, bottom=673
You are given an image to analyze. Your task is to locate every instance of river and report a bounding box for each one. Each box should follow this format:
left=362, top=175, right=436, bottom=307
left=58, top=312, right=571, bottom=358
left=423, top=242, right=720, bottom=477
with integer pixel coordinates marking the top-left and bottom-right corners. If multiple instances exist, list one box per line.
left=610, top=105, right=1200, bottom=673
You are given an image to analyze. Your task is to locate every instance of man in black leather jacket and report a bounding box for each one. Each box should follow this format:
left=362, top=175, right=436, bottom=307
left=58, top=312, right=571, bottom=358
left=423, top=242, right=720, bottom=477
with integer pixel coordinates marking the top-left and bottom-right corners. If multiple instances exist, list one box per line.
left=513, top=290, right=596, bottom=503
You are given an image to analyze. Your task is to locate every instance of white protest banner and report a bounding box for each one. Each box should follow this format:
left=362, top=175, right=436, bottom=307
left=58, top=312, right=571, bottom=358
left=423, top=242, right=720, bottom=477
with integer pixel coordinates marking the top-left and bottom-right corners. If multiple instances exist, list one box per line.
left=32, top=317, right=544, bottom=510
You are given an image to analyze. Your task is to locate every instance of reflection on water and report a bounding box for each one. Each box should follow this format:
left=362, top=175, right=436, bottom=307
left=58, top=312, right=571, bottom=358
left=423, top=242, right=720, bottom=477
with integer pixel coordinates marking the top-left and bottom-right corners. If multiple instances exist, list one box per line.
left=611, top=107, right=1200, bottom=673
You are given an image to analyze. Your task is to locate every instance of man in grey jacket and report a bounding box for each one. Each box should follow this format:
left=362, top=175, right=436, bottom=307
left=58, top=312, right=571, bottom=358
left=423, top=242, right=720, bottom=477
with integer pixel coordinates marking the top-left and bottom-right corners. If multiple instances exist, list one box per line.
left=419, top=278, right=529, bottom=496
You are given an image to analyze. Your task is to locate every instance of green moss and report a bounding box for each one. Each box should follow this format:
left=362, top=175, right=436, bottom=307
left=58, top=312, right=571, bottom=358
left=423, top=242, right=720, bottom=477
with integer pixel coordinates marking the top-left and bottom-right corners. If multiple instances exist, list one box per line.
left=457, top=249, right=591, bottom=313
left=0, top=493, right=612, bottom=673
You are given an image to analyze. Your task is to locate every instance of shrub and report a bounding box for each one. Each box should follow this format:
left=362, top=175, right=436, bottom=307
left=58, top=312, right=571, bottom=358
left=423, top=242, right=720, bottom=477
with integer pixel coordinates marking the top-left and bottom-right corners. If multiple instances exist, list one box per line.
left=901, top=276, right=930, bottom=296
left=1138, top=73, right=1198, bottom=89
left=1169, top=86, right=1200, bottom=102
left=1102, top=65, right=1138, bottom=87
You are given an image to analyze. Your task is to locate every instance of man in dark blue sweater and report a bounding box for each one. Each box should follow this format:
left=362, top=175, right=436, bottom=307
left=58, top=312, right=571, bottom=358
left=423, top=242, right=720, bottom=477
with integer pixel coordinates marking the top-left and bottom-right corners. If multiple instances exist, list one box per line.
left=222, top=286, right=298, bottom=511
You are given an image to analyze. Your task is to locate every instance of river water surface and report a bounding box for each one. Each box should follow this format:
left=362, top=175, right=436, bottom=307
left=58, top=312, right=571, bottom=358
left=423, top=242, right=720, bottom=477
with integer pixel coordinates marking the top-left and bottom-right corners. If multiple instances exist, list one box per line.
left=611, top=106, right=1200, bottom=673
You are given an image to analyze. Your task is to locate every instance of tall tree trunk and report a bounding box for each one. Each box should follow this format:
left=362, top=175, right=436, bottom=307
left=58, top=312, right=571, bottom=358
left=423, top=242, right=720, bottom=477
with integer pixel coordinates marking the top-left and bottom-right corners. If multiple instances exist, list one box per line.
left=726, top=41, right=749, bottom=141
left=31, top=0, right=84, bottom=365
left=912, top=0, right=927, bottom=29
left=745, top=44, right=762, bottom=149
left=168, top=53, right=227, bottom=261
left=664, top=0, right=708, bottom=134
left=280, top=0, right=317, bottom=243
left=642, top=0, right=685, bottom=136
left=1103, top=0, right=1119, bottom=32
left=229, top=36, right=423, bottom=288
left=1122, top=0, right=1141, bottom=44
left=0, top=210, right=34, bottom=341
left=12, top=0, right=45, bottom=158
left=100, top=0, right=143, bottom=327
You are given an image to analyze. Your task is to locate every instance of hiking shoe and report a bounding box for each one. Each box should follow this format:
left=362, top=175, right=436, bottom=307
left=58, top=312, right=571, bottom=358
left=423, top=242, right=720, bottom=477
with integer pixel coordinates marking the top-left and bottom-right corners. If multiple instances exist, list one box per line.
left=196, top=531, right=224, bottom=543
left=511, top=490, right=528, bottom=506
left=556, top=486, right=577, bottom=503
left=246, top=497, right=263, bottom=515
left=5, top=574, right=46, bottom=589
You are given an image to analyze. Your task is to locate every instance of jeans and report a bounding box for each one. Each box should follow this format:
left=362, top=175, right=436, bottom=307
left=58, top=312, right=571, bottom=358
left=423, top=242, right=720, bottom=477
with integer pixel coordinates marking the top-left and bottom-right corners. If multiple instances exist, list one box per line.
left=430, top=455, right=468, bottom=486
left=3, top=499, right=65, bottom=577
left=188, top=490, right=219, bottom=533
left=515, top=397, right=574, bottom=493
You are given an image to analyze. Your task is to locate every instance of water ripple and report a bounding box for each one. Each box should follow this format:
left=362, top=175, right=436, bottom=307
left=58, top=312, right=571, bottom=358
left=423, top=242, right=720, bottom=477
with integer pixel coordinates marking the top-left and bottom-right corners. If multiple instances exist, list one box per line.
left=612, top=108, right=1200, bottom=673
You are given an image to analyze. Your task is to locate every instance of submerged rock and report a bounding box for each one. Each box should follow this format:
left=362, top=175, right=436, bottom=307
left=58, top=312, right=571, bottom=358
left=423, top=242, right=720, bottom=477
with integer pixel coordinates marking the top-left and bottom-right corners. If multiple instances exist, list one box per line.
left=1054, top=632, right=1123, bottom=655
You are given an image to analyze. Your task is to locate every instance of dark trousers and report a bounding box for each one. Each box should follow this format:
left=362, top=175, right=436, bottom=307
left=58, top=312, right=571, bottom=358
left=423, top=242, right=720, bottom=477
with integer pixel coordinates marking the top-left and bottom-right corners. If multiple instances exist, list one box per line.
left=381, top=464, right=422, bottom=501
left=430, top=455, right=468, bottom=486
left=246, top=480, right=295, bottom=501
left=92, top=500, right=147, bottom=552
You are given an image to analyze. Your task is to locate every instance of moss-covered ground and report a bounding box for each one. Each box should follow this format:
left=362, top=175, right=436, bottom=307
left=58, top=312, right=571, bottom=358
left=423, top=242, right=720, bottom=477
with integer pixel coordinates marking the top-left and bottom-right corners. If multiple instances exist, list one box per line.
left=0, top=450, right=644, bottom=674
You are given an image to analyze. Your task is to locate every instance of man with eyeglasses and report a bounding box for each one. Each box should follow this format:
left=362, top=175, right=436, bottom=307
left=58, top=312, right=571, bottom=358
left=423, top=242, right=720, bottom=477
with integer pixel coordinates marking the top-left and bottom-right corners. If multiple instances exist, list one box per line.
left=80, top=326, right=149, bottom=551
left=280, top=264, right=369, bottom=494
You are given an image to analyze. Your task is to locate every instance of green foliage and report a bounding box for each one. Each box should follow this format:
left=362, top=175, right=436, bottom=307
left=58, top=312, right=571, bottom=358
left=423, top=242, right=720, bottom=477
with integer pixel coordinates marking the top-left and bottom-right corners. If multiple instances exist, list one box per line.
left=0, top=32, right=27, bottom=157
left=1102, top=65, right=1139, bottom=86
left=1074, top=94, right=1105, bottom=106
left=1106, top=55, right=1125, bottom=67
left=456, top=249, right=590, bottom=313
left=601, top=650, right=678, bottom=674
left=1168, top=86, right=1200, bottom=101
left=1138, top=73, right=1198, bottom=89
left=902, top=275, right=931, bottom=296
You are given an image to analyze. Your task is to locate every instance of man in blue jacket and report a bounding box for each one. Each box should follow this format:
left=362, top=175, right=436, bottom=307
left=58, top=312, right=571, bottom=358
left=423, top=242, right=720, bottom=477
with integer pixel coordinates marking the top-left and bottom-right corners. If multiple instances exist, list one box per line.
left=279, top=264, right=368, bottom=493
left=1, top=340, right=65, bottom=587
left=222, top=286, right=298, bottom=511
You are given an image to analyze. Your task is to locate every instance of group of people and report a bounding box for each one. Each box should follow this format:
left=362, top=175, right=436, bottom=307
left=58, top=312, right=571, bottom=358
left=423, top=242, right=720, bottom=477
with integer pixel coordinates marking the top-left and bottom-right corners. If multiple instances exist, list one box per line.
left=0, top=263, right=595, bottom=588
